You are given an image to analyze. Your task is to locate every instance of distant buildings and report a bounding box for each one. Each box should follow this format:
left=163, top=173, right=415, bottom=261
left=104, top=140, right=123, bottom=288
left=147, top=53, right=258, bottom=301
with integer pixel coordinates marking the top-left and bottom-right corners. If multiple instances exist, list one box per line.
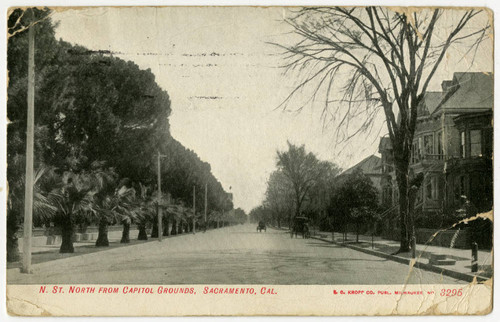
left=341, top=155, right=384, bottom=204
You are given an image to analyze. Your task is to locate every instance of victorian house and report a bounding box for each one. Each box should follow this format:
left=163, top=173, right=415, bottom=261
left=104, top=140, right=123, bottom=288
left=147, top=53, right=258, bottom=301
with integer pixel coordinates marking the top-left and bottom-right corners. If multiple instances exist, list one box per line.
left=379, top=72, right=493, bottom=232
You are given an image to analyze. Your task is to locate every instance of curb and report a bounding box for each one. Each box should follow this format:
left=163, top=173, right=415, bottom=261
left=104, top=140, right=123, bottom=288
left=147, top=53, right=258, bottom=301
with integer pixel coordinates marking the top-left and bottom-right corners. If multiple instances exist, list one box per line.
left=310, top=236, right=489, bottom=283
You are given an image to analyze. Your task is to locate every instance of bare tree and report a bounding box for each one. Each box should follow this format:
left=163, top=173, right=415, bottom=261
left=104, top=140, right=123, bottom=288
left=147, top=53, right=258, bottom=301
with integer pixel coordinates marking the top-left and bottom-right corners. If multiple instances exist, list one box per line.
left=274, top=7, right=490, bottom=252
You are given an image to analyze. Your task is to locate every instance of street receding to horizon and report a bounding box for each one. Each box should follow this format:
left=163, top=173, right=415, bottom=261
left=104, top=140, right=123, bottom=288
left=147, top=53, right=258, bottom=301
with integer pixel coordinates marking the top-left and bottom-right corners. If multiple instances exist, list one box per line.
left=8, top=224, right=461, bottom=285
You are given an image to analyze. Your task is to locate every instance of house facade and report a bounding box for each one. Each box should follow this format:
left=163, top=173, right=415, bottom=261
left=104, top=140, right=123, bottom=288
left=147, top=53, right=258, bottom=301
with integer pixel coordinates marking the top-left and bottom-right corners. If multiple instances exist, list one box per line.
left=378, top=72, right=493, bottom=246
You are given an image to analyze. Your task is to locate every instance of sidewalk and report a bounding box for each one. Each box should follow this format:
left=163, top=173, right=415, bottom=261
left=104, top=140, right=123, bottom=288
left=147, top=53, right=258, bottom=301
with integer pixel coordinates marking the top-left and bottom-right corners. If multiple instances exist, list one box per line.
left=277, top=226, right=492, bottom=282
left=312, top=230, right=492, bottom=282
left=9, top=229, right=147, bottom=270
left=17, top=229, right=139, bottom=254
left=9, top=226, right=231, bottom=270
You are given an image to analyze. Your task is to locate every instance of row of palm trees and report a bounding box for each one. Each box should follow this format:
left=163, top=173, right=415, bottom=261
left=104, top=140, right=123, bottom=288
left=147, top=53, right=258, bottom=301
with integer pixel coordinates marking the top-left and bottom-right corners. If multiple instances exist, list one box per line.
left=14, top=162, right=228, bottom=254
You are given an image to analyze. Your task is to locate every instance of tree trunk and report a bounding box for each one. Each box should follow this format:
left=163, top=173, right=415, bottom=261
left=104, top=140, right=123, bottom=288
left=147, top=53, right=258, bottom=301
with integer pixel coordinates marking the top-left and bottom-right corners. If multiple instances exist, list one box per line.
left=151, top=219, right=159, bottom=238
left=171, top=218, right=177, bottom=235
left=137, top=223, right=148, bottom=240
left=95, top=218, right=110, bottom=247
left=7, top=215, right=21, bottom=262
left=295, top=195, right=301, bottom=219
left=163, top=216, right=170, bottom=236
left=60, top=219, right=74, bottom=253
left=395, top=160, right=410, bottom=253
left=408, top=173, right=424, bottom=255
left=121, top=221, right=130, bottom=243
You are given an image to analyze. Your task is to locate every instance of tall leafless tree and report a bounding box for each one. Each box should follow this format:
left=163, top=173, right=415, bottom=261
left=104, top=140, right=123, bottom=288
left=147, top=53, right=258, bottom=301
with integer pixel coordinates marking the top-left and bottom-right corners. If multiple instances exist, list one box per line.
left=274, top=7, right=490, bottom=252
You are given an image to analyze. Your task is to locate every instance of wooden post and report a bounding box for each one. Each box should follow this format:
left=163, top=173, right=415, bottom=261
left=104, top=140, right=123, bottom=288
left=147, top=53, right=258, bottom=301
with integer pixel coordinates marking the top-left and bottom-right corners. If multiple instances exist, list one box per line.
left=192, top=186, right=196, bottom=234
left=22, top=19, right=35, bottom=274
left=157, top=152, right=162, bottom=242
left=471, top=242, right=478, bottom=273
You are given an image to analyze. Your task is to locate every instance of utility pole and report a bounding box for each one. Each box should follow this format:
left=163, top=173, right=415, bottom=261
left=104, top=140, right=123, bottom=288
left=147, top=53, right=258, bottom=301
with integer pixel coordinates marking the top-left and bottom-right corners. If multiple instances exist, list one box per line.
left=157, top=152, right=163, bottom=242
left=22, top=16, right=35, bottom=274
left=156, top=152, right=169, bottom=241
left=192, top=186, right=196, bottom=234
left=204, top=183, right=207, bottom=232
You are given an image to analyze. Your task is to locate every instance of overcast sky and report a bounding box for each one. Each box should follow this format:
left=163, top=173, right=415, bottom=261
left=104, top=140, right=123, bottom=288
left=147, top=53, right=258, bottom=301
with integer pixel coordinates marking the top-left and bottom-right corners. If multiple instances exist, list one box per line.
left=52, top=7, right=492, bottom=212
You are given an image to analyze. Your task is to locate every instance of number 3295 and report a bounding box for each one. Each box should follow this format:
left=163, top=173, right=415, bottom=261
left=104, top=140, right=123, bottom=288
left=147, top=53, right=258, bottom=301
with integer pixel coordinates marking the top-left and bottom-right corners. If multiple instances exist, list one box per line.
left=440, top=289, right=463, bottom=296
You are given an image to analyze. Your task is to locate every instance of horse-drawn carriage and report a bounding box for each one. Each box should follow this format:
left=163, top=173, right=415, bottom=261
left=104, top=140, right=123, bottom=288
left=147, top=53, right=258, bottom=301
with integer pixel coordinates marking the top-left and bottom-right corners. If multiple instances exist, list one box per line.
left=257, top=220, right=266, bottom=232
left=290, top=216, right=310, bottom=238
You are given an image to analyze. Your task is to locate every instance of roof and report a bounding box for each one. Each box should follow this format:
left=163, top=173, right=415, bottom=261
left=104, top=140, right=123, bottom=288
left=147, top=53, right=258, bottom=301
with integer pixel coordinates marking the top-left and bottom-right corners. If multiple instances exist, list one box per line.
left=441, top=80, right=455, bottom=91
left=432, top=72, right=493, bottom=115
left=418, top=91, right=444, bottom=116
left=342, top=155, right=382, bottom=175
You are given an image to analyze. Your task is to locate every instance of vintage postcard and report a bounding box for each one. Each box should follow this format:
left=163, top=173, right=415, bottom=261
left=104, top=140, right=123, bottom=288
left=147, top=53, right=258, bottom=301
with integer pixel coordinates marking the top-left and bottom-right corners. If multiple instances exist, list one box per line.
left=3, top=3, right=494, bottom=317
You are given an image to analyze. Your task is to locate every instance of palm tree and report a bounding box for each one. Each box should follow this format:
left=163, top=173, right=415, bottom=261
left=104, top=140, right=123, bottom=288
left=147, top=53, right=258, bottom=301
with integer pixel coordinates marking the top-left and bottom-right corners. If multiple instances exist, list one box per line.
left=48, top=171, right=98, bottom=253
left=149, top=191, right=169, bottom=238
left=90, top=171, right=138, bottom=246
left=91, top=167, right=119, bottom=247
left=166, top=203, right=192, bottom=235
left=209, top=210, right=222, bottom=229
left=115, top=179, right=137, bottom=243
left=94, top=193, right=118, bottom=247
left=136, top=183, right=154, bottom=241
left=7, top=166, right=58, bottom=261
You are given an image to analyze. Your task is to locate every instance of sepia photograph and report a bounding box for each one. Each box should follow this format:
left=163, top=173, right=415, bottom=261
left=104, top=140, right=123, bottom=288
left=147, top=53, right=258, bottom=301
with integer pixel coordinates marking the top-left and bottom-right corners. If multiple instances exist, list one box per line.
left=2, top=2, right=495, bottom=316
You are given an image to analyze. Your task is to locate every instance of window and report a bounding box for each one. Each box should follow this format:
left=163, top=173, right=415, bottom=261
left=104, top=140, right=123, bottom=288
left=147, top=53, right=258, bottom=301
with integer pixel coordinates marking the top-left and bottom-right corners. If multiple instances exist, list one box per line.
left=431, top=177, right=439, bottom=200
left=424, top=134, right=433, bottom=156
left=425, top=177, right=439, bottom=201
left=418, top=137, right=423, bottom=158
left=460, top=132, right=466, bottom=158
left=411, top=141, right=420, bottom=163
left=411, top=139, right=422, bottom=163
left=436, top=131, right=443, bottom=158
left=426, top=178, right=432, bottom=200
left=470, top=130, right=482, bottom=156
